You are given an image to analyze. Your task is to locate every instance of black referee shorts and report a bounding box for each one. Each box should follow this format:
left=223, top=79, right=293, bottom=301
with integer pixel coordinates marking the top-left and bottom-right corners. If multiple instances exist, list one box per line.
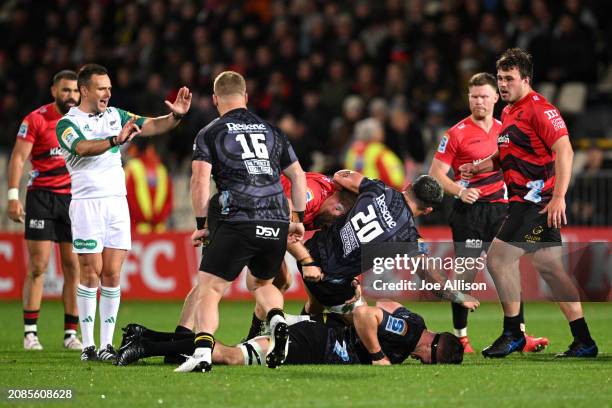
left=199, top=221, right=288, bottom=282
left=496, top=202, right=562, bottom=253
left=24, top=189, right=72, bottom=243
left=450, top=201, right=507, bottom=258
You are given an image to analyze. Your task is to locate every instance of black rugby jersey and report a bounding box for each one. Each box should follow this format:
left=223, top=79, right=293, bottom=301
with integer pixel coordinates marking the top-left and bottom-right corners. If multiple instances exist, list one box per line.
left=348, top=307, right=425, bottom=364
left=308, top=178, right=423, bottom=282
left=192, top=108, right=298, bottom=222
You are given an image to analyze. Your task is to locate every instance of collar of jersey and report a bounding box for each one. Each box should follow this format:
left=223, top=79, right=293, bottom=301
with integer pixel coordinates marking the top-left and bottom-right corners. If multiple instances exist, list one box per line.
left=69, top=106, right=107, bottom=118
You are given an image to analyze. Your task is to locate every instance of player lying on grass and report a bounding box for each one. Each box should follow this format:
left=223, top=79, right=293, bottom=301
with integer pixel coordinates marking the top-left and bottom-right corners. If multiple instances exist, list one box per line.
left=288, top=171, right=480, bottom=316
left=117, top=300, right=464, bottom=366
left=114, top=172, right=356, bottom=364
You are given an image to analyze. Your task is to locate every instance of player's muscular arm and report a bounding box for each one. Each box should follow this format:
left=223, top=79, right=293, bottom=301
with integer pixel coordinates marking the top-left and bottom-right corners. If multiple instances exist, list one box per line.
left=139, top=87, right=192, bottom=136
left=429, top=159, right=481, bottom=204
left=287, top=241, right=323, bottom=282
left=353, top=306, right=390, bottom=365
left=458, top=151, right=500, bottom=180
left=283, top=161, right=306, bottom=242
left=190, top=160, right=212, bottom=246
left=539, top=136, right=573, bottom=228
left=333, top=170, right=364, bottom=193
left=7, top=138, right=33, bottom=223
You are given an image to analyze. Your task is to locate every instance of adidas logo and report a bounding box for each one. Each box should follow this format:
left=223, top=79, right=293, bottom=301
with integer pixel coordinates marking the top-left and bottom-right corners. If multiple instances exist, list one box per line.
left=104, top=316, right=115, bottom=324
left=82, top=315, right=93, bottom=323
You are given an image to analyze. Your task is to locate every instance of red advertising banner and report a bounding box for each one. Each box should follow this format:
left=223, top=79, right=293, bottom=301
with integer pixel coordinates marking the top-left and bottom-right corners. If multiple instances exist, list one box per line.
left=0, top=228, right=610, bottom=301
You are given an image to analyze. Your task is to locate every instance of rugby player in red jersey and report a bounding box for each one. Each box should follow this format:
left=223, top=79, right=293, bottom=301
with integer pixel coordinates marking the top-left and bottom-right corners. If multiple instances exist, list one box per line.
left=461, top=49, right=597, bottom=358
left=7, top=70, right=82, bottom=350
left=429, top=72, right=548, bottom=353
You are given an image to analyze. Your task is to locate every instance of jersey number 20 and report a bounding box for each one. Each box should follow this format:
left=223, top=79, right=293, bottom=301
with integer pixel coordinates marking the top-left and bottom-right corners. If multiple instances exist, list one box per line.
left=351, top=205, right=384, bottom=243
left=236, top=133, right=269, bottom=159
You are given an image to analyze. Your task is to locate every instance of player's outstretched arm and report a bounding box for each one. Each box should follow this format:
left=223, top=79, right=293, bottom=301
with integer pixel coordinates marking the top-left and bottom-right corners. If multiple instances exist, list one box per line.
left=190, top=160, right=211, bottom=246
left=353, top=306, right=390, bottom=365
left=140, top=86, right=192, bottom=136
left=333, top=169, right=364, bottom=193
left=6, top=138, right=33, bottom=223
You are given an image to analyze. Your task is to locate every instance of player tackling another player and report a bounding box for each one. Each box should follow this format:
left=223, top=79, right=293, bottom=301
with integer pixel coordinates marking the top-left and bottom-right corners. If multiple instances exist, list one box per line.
left=55, top=63, right=192, bottom=362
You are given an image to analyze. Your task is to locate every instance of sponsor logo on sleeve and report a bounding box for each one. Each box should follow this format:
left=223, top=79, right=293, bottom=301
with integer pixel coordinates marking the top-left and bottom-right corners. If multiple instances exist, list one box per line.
left=437, top=135, right=449, bottom=153
left=385, top=316, right=408, bottom=336
left=61, top=127, right=77, bottom=147
left=17, top=122, right=28, bottom=138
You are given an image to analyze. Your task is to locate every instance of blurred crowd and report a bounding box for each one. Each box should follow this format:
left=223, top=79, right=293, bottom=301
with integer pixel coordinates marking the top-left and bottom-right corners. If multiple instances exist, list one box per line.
left=1, top=0, right=611, bottom=225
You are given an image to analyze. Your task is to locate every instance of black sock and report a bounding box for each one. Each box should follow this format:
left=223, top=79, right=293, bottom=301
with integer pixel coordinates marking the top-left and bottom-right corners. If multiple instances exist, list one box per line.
left=451, top=302, right=469, bottom=331
left=173, top=325, right=194, bottom=340
left=503, top=314, right=523, bottom=337
left=266, top=308, right=284, bottom=323
left=64, top=314, right=79, bottom=339
left=194, top=332, right=215, bottom=350
left=518, top=302, right=525, bottom=326
left=569, top=318, right=595, bottom=345
left=245, top=313, right=264, bottom=340
left=141, top=327, right=175, bottom=341
left=24, top=309, right=39, bottom=336
left=143, top=336, right=196, bottom=357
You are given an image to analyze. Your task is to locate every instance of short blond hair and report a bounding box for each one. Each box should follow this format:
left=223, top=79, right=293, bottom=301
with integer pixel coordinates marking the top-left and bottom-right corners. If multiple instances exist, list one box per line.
left=213, top=71, right=246, bottom=96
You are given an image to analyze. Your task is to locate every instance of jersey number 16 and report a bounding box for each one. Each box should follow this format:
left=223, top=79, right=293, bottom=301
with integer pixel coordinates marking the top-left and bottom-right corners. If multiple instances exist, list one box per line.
left=236, top=133, right=269, bottom=159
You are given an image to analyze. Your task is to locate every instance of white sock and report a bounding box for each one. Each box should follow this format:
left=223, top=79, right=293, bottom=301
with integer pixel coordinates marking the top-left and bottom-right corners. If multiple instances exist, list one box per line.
left=76, top=284, right=97, bottom=348
left=454, top=328, right=468, bottom=338
left=520, top=323, right=526, bottom=333
left=239, top=337, right=266, bottom=365
left=285, top=313, right=311, bottom=325
left=99, top=285, right=121, bottom=348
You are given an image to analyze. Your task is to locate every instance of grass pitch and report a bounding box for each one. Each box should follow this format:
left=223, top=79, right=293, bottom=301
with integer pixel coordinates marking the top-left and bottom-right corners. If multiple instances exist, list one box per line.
left=0, top=300, right=610, bottom=407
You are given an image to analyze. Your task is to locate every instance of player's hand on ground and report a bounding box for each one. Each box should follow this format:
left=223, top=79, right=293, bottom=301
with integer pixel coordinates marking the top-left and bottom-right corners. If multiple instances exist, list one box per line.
left=372, top=357, right=391, bottom=365
left=461, top=294, right=480, bottom=311
left=165, top=86, right=192, bottom=115
left=344, top=279, right=362, bottom=306
left=117, top=117, right=141, bottom=144
left=539, top=195, right=566, bottom=228
left=288, top=221, right=305, bottom=243
left=458, top=162, right=479, bottom=180
left=459, top=187, right=481, bottom=204
left=302, top=265, right=323, bottom=282
left=191, top=228, right=209, bottom=247
left=7, top=199, right=25, bottom=223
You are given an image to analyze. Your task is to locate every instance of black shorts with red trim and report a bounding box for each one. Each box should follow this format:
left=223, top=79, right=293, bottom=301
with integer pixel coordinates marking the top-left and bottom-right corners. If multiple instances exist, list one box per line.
left=24, top=189, right=72, bottom=242
left=496, top=202, right=562, bottom=253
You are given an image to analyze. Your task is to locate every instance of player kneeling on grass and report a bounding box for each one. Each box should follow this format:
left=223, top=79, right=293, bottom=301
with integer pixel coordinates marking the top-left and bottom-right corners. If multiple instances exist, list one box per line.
left=116, top=301, right=464, bottom=366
